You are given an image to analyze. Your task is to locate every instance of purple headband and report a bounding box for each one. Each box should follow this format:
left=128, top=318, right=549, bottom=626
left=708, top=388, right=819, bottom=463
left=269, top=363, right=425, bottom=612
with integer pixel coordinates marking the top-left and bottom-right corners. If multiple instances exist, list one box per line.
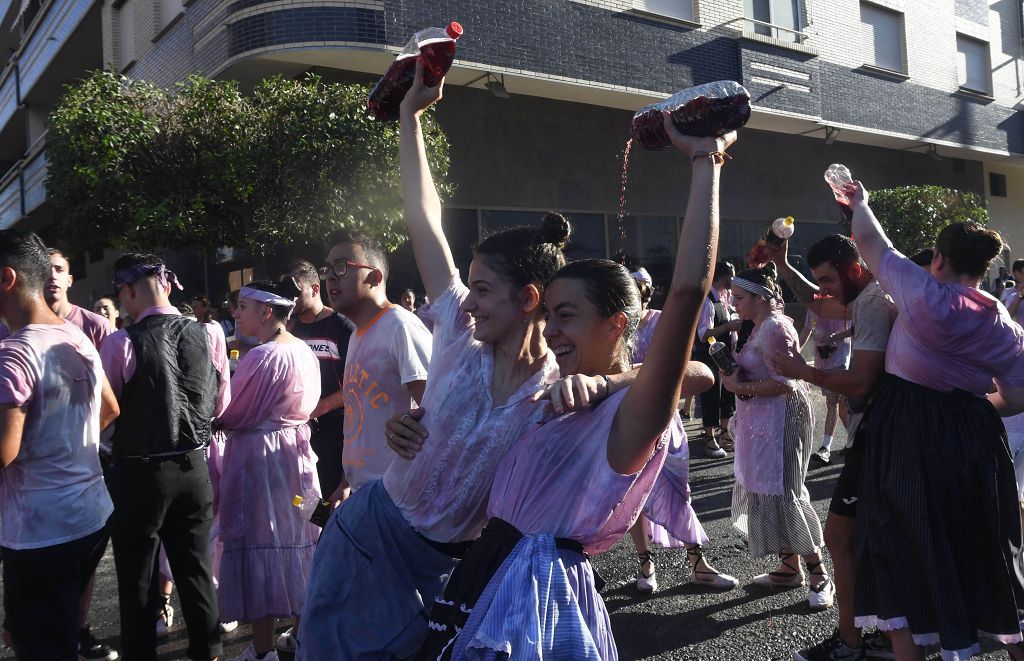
left=113, top=263, right=182, bottom=291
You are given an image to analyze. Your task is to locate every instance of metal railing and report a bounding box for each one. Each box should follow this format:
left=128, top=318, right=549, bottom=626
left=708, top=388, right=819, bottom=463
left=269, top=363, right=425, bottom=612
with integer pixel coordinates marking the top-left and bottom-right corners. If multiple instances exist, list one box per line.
left=737, top=17, right=809, bottom=44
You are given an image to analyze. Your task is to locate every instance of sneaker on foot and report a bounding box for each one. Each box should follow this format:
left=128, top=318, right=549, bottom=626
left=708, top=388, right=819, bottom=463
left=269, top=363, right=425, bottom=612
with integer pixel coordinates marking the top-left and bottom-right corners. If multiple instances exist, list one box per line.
left=861, top=631, right=895, bottom=660
left=226, top=643, right=280, bottom=661
left=155, top=602, right=174, bottom=640
left=793, top=629, right=865, bottom=661
left=809, top=576, right=836, bottom=610
left=636, top=567, right=658, bottom=593
left=219, top=620, right=239, bottom=634
left=276, top=627, right=297, bottom=653
left=812, top=447, right=831, bottom=465
left=78, top=627, right=119, bottom=661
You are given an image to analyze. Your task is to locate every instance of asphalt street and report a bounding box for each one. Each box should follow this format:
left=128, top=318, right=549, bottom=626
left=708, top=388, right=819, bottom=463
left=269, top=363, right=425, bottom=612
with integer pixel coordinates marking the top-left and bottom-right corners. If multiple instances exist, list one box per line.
left=0, top=384, right=1011, bottom=660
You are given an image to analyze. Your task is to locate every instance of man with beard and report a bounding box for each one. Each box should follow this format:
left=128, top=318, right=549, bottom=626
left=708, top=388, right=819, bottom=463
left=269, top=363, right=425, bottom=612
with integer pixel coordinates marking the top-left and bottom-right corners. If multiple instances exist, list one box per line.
left=766, top=235, right=898, bottom=661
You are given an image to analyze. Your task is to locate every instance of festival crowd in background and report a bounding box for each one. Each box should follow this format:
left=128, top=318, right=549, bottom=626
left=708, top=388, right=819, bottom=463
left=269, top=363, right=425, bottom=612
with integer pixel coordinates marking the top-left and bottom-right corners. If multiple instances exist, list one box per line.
left=1, top=65, right=1023, bottom=661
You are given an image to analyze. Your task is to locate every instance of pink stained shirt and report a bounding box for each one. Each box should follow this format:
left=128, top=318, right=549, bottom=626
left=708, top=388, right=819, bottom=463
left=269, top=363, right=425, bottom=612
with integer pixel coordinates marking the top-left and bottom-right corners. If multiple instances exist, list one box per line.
left=100, top=306, right=231, bottom=416
left=0, top=323, right=113, bottom=549
left=633, top=309, right=661, bottom=363
left=876, top=249, right=1024, bottom=396
left=0, top=304, right=110, bottom=349
left=217, top=340, right=322, bottom=432
left=486, top=388, right=681, bottom=556
left=383, top=275, right=560, bottom=544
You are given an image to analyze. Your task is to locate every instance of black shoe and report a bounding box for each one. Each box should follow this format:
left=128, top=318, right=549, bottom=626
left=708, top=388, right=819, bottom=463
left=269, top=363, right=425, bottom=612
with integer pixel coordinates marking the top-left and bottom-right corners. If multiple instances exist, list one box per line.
left=79, top=626, right=119, bottom=661
left=793, top=629, right=865, bottom=661
left=861, top=631, right=895, bottom=660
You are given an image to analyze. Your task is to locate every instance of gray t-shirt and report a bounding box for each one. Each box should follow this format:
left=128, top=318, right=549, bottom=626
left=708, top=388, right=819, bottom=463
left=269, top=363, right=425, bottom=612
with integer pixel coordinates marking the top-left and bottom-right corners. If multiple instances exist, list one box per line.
left=847, top=279, right=898, bottom=445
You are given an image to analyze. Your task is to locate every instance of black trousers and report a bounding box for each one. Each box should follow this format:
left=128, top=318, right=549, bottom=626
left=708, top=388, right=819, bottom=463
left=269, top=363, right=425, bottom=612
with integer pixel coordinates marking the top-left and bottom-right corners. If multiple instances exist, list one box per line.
left=696, top=354, right=736, bottom=429
left=3, top=526, right=109, bottom=660
left=108, top=449, right=221, bottom=661
left=309, top=411, right=344, bottom=496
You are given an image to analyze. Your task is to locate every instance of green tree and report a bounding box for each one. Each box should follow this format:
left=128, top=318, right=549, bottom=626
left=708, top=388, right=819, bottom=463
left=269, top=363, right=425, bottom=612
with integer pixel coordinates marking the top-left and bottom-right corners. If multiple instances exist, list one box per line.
left=851, top=185, right=989, bottom=254
left=46, top=70, right=452, bottom=254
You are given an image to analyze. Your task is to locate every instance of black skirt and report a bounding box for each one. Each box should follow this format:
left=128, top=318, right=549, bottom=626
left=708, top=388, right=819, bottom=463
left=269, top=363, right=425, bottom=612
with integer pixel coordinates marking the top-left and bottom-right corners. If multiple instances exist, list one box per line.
left=855, top=374, right=1024, bottom=656
left=416, top=518, right=590, bottom=661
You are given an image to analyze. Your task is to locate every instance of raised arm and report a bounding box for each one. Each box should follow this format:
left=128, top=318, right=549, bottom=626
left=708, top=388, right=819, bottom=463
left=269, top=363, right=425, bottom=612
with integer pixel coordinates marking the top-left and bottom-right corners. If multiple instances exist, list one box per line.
left=608, top=117, right=733, bottom=474
left=767, top=239, right=846, bottom=320
left=848, top=181, right=891, bottom=276
left=398, top=60, right=458, bottom=302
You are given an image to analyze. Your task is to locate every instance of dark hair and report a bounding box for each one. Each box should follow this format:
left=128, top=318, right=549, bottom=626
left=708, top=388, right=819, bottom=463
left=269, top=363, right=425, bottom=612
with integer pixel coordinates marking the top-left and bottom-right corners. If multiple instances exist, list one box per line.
left=0, top=229, right=50, bottom=293
left=735, top=261, right=784, bottom=302
left=909, top=248, right=934, bottom=267
left=113, top=252, right=165, bottom=272
left=935, top=222, right=1004, bottom=279
left=713, top=261, right=735, bottom=282
left=635, top=280, right=653, bottom=308
left=806, top=235, right=862, bottom=271
left=549, top=258, right=642, bottom=363
left=176, top=303, right=196, bottom=318
left=285, top=259, right=319, bottom=287
left=244, top=278, right=302, bottom=321
left=1012, top=259, right=1024, bottom=274
left=475, top=212, right=570, bottom=295
left=328, top=231, right=389, bottom=279
left=47, top=247, right=70, bottom=269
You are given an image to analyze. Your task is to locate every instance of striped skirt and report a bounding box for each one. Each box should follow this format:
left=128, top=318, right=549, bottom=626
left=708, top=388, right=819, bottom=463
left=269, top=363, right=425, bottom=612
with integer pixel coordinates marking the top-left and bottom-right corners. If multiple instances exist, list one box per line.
left=731, top=390, right=823, bottom=557
left=854, top=375, right=1024, bottom=660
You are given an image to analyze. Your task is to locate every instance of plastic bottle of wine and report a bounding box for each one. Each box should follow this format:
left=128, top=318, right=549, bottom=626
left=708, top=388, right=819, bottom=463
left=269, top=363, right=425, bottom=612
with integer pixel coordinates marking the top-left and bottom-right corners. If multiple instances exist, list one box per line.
left=764, top=216, right=795, bottom=248
left=708, top=337, right=738, bottom=376
left=631, top=81, right=751, bottom=151
left=367, top=22, right=463, bottom=122
left=825, top=164, right=854, bottom=221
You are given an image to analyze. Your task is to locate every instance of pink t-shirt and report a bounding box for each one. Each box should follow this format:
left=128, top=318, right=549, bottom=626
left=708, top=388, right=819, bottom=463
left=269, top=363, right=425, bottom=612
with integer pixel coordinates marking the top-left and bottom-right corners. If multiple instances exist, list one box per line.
left=877, top=249, right=1024, bottom=395
left=487, top=388, right=680, bottom=555
left=342, top=305, right=431, bottom=491
left=634, top=309, right=661, bottom=363
left=0, top=304, right=110, bottom=349
left=100, top=306, right=231, bottom=416
left=383, top=276, right=560, bottom=543
left=0, top=323, right=113, bottom=549
left=218, top=340, right=321, bottom=431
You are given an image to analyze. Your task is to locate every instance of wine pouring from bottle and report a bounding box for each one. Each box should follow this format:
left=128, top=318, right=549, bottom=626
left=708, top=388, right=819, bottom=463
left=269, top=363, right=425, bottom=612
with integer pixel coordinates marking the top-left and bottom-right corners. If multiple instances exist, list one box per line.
left=825, top=164, right=854, bottom=221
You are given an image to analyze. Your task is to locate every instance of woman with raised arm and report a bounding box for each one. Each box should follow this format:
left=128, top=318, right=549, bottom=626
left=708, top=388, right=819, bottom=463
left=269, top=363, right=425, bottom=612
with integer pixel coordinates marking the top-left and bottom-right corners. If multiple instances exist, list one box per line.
left=414, top=119, right=734, bottom=661
left=845, top=181, right=1024, bottom=661
left=722, top=263, right=833, bottom=611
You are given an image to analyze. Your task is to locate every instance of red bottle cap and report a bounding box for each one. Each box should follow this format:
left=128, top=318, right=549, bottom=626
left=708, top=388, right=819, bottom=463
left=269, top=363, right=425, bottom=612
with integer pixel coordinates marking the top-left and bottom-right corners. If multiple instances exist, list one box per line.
left=446, top=22, right=463, bottom=39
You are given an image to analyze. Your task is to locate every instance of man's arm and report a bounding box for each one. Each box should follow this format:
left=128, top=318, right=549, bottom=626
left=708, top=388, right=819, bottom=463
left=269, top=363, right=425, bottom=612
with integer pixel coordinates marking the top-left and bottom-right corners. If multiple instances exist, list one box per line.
left=99, top=375, right=120, bottom=431
left=310, top=391, right=345, bottom=419
left=767, top=240, right=846, bottom=320
left=406, top=379, right=427, bottom=405
left=0, top=404, right=26, bottom=467
left=772, top=348, right=885, bottom=401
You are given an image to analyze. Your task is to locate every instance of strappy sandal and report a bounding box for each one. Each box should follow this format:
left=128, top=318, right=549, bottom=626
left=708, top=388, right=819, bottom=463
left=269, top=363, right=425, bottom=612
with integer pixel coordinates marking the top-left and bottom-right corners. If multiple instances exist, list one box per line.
left=687, top=545, right=738, bottom=590
left=751, top=553, right=804, bottom=588
left=635, top=550, right=657, bottom=593
left=718, top=431, right=735, bottom=452
left=805, top=559, right=835, bottom=610
left=703, top=435, right=726, bottom=458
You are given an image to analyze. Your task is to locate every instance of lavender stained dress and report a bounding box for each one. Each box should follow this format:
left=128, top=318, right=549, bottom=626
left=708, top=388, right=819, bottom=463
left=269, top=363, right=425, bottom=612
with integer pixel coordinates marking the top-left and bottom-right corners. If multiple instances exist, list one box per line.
left=448, top=389, right=685, bottom=661
left=730, top=313, right=821, bottom=557
left=215, top=339, right=322, bottom=622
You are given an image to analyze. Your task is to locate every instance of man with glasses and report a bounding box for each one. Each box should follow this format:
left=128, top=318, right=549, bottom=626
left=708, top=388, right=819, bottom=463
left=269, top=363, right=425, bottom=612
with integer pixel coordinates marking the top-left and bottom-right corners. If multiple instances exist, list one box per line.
left=320, top=233, right=431, bottom=503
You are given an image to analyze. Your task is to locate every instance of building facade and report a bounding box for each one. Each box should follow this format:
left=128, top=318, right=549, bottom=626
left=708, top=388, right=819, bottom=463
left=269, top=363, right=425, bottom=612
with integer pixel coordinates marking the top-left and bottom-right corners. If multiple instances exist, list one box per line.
left=0, top=0, right=1021, bottom=301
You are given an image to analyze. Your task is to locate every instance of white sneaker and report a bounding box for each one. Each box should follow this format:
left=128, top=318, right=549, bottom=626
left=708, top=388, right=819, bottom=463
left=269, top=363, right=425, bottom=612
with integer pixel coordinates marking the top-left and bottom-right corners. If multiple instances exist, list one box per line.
left=219, top=621, right=239, bottom=633
left=275, top=627, right=297, bottom=653
left=636, top=567, right=658, bottom=593
left=809, top=576, right=836, bottom=610
left=812, top=447, right=831, bottom=464
left=155, top=603, right=174, bottom=640
left=226, top=643, right=279, bottom=661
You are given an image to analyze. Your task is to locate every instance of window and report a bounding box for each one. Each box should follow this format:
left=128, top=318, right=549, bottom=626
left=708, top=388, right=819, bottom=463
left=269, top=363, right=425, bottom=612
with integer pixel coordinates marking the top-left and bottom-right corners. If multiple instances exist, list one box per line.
left=860, top=3, right=905, bottom=73
left=118, top=0, right=136, bottom=69
left=631, top=0, right=693, bottom=23
left=609, top=216, right=676, bottom=290
left=743, top=0, right=802, bottom=42
left=956, top=34, right=991, bottom=94
left=160, top=0, right=184, bottom=30
left=990, top=172, right=1008, bottom=198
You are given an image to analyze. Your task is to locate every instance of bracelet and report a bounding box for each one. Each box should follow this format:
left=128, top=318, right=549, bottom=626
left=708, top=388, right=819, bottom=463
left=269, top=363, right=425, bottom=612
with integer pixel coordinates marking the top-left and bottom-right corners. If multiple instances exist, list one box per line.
left=692, top=151, right=732, bottom=166
left=600, top=375, right=611, bottom=399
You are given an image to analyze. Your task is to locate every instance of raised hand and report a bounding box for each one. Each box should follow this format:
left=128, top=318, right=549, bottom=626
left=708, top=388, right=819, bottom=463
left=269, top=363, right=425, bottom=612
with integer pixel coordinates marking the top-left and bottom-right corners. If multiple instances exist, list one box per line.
left=400, top=58, right=445, bottom=118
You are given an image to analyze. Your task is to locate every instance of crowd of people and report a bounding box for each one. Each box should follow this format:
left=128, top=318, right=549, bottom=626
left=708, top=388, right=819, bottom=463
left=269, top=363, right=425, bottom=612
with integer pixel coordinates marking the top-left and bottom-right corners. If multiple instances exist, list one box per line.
left=1, top=61, right=1024, bottom=661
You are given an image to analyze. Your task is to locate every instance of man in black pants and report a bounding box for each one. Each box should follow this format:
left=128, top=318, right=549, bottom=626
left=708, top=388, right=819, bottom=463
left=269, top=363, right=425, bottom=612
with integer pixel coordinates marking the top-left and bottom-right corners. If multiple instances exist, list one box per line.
left=284, top=259, right=354, bottom=498
left=100, top=253, right=223, bottom=661
left=695, top=261, right=740, bottom=458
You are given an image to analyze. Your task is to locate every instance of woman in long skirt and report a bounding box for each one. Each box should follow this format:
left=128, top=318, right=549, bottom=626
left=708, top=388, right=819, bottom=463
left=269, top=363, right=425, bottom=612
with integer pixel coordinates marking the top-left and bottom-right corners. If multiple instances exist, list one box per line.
left=846, top=181, right=1024, bottom=660
left=217, top=279, right=322, bottom=661
left=723, top=263, right=833, bottom=610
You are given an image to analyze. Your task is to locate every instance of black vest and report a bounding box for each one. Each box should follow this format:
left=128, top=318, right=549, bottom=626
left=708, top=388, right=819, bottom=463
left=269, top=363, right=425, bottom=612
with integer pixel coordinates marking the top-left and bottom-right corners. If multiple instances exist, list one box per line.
left=696, top=291, right=734, bottom=358
left=111, top=314, right=218, bottom=460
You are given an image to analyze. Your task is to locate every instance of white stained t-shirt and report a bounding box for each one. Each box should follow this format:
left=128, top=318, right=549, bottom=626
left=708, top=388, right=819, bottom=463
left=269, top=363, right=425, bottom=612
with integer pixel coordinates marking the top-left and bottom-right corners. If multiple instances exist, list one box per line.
left=846, top=279, right=897, bottom=445
left=0, top=323, right=113, bottom=549
left=342, top=305, right=431, bottom=491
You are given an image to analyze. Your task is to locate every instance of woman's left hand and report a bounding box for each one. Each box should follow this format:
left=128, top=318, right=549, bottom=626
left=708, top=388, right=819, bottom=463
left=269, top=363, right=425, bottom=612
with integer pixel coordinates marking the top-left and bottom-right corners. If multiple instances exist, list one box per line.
left=720, top=370, right=740, bottom=393
left=531, top=374, right=609, bottom=415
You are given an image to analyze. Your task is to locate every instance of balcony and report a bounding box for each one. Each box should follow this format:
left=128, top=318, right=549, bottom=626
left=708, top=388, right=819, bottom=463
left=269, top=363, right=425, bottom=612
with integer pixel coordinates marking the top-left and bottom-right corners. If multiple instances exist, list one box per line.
left=0, top=135, right=47, bottom=230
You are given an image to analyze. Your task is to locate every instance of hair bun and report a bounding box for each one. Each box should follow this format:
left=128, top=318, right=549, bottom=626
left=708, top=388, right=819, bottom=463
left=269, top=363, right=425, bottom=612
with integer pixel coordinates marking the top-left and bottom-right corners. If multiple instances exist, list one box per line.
left=763, top=261, right=778, bottom=278
left=538, top=212, right=572, bottom=249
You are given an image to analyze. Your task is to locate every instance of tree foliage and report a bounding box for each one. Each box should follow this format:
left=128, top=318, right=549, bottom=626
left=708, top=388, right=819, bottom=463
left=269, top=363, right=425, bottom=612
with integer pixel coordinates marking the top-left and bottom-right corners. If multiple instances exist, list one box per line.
left=850, top=185, right=989, bottom=255
left=46, top=70, right=452, bottom=254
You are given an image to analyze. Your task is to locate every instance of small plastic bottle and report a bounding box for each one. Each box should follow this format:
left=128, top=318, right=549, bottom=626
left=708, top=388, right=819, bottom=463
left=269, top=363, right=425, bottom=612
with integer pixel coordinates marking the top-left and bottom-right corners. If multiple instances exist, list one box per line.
left=708, top=337, right=738, bottom=376
left=764, top=216, right=795, bottom=248
left=228, top=349, right=240, bottom=374
left=293, top=494, right=332, bottom=528
left=824, top=164, right=854, bottom=221
left=367, top=22, right=464, bottom=122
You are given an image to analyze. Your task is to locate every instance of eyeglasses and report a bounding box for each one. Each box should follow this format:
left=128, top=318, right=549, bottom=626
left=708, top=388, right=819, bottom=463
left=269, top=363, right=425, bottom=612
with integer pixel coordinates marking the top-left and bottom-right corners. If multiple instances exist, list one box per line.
left=319, top=260, right=380, bottom=279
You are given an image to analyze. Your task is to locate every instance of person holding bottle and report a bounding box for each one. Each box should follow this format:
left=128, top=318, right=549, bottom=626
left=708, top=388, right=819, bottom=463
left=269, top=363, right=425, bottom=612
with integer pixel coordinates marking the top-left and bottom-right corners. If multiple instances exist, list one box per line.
left=215, top=279, right=322, bottom=661
left=722, top=262, right=834, bottom=611
left=696, top=261, right=740, bottom=457
left=798, top=308, right=851, bottom=464
left=844, top=182, right=1024, bottom=661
